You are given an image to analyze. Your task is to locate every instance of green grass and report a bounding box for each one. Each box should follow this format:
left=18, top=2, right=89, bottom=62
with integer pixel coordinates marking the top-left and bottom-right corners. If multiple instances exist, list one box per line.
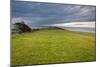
left=11, top=28, right=96, bottom=65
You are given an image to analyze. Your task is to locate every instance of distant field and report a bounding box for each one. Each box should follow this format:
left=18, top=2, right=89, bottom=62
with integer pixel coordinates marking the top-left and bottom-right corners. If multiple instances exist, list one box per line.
left=11, top=28, right=96, bottom=66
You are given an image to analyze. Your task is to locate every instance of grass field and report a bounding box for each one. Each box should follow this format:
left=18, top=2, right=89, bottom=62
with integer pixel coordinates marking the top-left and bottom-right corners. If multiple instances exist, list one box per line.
left=11, top=28, right=96, bottom=66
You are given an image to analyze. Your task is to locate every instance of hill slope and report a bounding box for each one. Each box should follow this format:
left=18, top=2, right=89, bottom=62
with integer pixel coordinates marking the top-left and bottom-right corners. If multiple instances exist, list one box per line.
left=11, top=28, right=96, bottom=66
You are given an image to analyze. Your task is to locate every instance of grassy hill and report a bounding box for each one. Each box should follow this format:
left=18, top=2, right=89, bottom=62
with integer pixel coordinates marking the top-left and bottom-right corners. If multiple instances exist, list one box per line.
left=11, top=27, right=96, bottom=66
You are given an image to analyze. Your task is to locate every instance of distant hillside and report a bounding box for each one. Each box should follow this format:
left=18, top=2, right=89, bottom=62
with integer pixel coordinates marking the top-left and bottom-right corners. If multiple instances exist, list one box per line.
left=31, top=26, right=65, bottom=30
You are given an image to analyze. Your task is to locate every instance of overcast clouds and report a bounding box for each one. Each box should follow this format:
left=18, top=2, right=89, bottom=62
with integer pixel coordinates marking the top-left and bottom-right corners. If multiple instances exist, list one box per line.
left=11, top=0, right=96, bottom=26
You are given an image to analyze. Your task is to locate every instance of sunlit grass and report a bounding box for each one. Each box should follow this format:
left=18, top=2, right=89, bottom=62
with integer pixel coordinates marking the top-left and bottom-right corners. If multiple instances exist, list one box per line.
left=11, top=28, right=96, bottom=65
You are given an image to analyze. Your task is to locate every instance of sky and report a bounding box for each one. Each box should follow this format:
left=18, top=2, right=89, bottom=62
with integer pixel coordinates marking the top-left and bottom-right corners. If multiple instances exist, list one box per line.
left=11, top=0, right=96, bottom=27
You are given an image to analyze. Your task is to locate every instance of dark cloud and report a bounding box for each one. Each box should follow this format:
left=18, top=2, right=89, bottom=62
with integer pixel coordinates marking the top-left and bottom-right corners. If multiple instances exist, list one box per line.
left=11, top=1, right=96, bottom=26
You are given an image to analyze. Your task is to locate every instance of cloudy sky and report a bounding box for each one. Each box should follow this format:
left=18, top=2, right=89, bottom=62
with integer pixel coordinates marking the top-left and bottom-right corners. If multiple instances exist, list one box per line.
left=12, top=0, right=96, bottom=27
